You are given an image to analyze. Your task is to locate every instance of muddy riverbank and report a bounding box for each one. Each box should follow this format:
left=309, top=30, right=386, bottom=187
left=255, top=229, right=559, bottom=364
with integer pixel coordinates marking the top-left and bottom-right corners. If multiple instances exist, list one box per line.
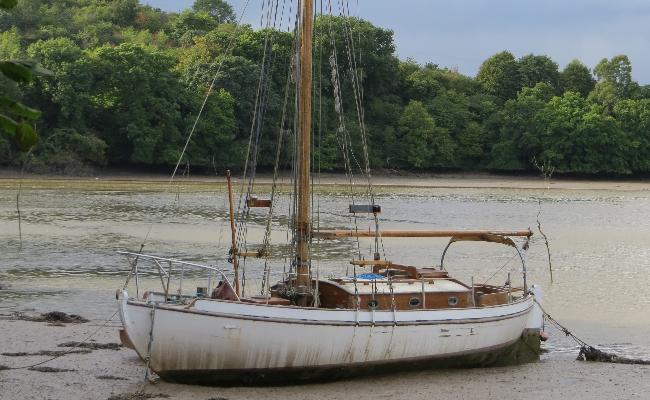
left=3, top=167, right=650, bottom=191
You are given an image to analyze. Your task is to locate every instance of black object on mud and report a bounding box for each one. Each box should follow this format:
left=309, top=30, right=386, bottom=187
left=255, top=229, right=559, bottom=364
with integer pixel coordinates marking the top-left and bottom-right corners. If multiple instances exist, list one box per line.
left=578, top=345, right=650, bottom=365
left=41, top=311, right=89, bottom=324
left=3, top=349, right=91, bottom=357
left=107, top=393, right=170, bottom=400
left=58, top=341, right=122, bottom=350
left=96, top=375, right=128, bottom=380
left=28, top=366, right=76, bottom=372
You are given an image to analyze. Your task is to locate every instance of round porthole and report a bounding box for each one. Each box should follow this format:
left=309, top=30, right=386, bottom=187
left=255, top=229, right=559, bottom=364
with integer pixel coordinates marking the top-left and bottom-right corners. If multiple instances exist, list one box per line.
left=409, top=297, right=421, bottom=308
left=447, top=296, right=459, bottom=306
left=367, top=299, right=380, bottom=310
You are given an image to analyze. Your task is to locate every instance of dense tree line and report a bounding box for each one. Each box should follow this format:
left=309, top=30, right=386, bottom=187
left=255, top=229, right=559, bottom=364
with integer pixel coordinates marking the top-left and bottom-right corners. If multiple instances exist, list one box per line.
left=1, top=0, right=649, bottom=174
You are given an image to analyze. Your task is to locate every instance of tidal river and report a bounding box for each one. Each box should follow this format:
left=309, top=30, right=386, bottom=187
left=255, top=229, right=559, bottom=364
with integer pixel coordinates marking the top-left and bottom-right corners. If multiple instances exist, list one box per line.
left=1, top=178, right=649, bottom=361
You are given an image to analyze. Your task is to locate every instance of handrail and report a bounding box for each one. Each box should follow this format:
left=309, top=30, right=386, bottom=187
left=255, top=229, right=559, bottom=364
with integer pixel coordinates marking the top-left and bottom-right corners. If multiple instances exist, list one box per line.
left=118, top=252, right=231, bottom=272
left=118, top=251, right=238, bottom=302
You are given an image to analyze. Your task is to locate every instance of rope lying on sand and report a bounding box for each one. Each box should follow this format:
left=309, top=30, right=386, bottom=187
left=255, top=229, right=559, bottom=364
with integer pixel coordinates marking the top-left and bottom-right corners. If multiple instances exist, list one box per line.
left=0, top=310, right=118, bottom=370
left=534, top=299, right=650, bottom=365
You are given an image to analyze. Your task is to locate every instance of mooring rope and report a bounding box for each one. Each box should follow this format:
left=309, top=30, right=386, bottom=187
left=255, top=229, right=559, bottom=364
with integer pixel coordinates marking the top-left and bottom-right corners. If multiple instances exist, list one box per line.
left=142, top=303, right=157, bottom=390
left=534, top=298, right=650, bottom=365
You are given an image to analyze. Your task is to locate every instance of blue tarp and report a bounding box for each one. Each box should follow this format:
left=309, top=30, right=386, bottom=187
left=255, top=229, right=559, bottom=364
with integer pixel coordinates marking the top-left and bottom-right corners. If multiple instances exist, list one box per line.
left=354, top=273, right=385, bottom=280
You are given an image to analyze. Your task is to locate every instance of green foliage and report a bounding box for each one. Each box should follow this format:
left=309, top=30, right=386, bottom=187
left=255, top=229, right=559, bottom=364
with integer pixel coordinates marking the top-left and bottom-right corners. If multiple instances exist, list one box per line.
left=614, top=99, right=650, bottom=171
left=534, top=92, right=629, bottom=174
left=518, top=54, right=559, bottom=89
left=588, top=55, right=636, bottom=114
left=0, top=59, right=50, bottom=83
left=489, top=83, right=555, bottom=170
left=39, top=128, right=107, bottom=163
left=476, top=51, right=520, bottom=105
left=0, top=0, right=18, bottom=10
left=558, top=59, right=595, bottom=98
left=0, top=27, right=24, bottom=59
left=172, top=9, right=218, bottom=44
left=398, top=100, right=454, bottom=168
left=0, top=0, right=52, bottom=153
left=192, top=0, right=236, bottom=23
left=0, top=0, right=648, bottom=175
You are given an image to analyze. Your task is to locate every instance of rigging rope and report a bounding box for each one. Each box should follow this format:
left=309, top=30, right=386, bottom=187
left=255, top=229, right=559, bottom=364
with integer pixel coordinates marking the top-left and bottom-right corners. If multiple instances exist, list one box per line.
left=261, top=46, right=294, bottom=295
left=234, top=0, right=287, bottom=296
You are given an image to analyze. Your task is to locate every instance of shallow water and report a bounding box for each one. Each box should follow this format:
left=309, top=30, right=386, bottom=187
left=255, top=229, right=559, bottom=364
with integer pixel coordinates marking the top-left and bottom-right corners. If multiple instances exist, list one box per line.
left=1, top=178, right=649, bottom=360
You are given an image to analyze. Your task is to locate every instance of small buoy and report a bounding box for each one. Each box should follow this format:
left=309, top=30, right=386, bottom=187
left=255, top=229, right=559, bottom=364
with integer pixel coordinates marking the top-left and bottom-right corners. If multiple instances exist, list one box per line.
left=540, top=331, right=549, bottom=342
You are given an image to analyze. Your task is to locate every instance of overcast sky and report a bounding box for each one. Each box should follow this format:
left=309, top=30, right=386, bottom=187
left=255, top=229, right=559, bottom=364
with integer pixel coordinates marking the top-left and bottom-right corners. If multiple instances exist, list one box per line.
left=146, top=0, right=650, bottom=84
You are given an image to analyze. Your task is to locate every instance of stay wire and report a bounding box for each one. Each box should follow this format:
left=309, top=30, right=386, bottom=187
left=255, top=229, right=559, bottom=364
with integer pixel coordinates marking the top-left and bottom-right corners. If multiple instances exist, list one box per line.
left=235, top=0, right=280, bottom=262
left=261, top=28, right=293, bottom=294
left=325, top=1, right=363, bottom=260
left=484, top=252, right=518, bottom=285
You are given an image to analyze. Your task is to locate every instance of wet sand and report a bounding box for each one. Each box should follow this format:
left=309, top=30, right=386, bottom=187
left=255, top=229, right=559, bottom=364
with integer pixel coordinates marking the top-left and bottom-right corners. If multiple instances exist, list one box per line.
left=1, top=318, right=649, bottom=400
left=2, top=167, right=650, bottom=191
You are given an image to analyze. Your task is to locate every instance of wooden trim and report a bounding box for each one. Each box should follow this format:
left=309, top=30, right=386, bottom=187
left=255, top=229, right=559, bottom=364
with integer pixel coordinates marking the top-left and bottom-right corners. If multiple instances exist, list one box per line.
left=247, top=199, right=271, bottom=208
left=314, top=230, right=533, bottom=239
left=350, top=260, right=392, bottom=266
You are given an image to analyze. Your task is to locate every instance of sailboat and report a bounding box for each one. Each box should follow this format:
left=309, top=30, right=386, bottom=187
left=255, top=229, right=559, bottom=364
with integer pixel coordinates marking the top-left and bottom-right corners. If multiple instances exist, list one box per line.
left=116, top=0, right=544, bottom=386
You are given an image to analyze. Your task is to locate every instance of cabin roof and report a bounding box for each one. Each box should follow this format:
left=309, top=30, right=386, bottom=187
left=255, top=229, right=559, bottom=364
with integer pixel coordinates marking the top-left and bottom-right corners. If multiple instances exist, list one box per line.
left=329, top=279, right=469, bottom=295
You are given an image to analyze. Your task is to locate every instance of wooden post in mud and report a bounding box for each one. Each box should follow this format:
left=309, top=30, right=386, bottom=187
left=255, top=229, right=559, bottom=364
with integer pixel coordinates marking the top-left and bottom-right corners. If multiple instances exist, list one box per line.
left=227, top=170, right=240, bottom=297
left=295, top=0, right=314, bottom=306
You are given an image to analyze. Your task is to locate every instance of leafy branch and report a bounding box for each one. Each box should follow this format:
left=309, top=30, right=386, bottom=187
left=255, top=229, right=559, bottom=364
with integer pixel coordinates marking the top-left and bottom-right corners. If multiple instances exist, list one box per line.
left=0, top=1, right=52, bottom=152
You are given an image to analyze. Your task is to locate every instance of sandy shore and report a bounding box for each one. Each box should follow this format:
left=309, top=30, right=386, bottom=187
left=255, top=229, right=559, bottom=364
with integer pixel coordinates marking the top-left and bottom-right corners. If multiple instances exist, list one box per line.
left=2, top=167, right=650, bottom=191
left=1, top=318, right=648, bottom=400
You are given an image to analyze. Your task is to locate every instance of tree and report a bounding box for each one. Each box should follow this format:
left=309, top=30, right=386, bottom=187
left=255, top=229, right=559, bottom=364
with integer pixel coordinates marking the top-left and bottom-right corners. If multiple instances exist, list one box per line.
left=518, top=54, right=559, bottom=90
left=588, top=55, right=635, bottom=113
left=171, top=9, right=218, bottom=45
left=489, top=83, right=556, bottom=170
left=476, top=51, right=520, bottom=105
left=534, top=92, right=629, bottom=173
left=192, top=0, right=236, bottom=24
left=89, top=43, right=185, bottom=164
left=593, top=55, right=633, bottom=95
left=398, top=100, right=454, bottom=168
left=107, top=0, right=140, bottom=28
left=26, top=38, right=89, bottom=128
left=558, top=59, right=595, bottom=98
left=614, top=99, right=650, bottom=171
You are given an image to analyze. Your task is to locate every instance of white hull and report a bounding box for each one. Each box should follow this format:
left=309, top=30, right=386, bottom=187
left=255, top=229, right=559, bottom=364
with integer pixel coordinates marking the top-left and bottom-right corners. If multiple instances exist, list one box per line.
left=117, top=288, right=540, bottom=385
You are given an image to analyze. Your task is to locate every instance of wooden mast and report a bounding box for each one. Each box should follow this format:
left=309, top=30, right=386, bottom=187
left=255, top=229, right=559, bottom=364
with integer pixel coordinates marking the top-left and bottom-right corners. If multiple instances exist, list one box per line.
left=296, top=0, right=313, bottom=305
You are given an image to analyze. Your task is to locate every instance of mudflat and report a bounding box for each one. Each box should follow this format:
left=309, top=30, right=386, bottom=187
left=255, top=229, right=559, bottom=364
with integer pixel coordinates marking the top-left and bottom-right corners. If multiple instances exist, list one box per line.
left=0, top=318, right=648, bottom=400
left=2, top=167, right=650, bottom=191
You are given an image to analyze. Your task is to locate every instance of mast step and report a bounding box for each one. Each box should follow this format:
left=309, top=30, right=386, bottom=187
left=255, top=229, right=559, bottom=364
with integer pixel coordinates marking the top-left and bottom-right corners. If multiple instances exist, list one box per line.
left=349, top=204, right=381, bottom=214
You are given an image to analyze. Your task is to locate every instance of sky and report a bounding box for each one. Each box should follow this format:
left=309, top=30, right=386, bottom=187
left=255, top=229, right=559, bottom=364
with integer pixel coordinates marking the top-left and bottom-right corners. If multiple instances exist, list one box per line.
left=145, top=0, right=650, bottom=84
